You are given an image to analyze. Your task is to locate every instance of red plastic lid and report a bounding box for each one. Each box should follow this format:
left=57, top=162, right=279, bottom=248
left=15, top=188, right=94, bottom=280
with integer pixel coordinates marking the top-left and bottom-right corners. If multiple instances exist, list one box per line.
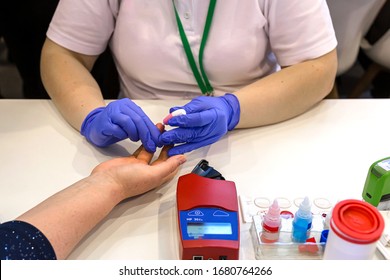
left=330, top=199, right=385, bottom=244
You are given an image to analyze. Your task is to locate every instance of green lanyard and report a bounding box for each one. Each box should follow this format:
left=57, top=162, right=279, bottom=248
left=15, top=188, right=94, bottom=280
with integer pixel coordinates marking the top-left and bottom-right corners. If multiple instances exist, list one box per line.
left=172, top=0, right=217, bottom=96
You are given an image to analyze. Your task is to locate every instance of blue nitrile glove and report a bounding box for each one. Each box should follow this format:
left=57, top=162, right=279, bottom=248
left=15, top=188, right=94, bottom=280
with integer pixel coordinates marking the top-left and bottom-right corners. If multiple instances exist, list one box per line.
left=81, top=98, right=161, bottom=152
left=160, top=93, right=240, bottom=156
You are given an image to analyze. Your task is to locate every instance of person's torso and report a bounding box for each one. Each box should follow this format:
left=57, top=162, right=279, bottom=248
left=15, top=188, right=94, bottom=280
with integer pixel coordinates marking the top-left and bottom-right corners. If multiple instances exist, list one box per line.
left=111, top=0, right=276, bottom=99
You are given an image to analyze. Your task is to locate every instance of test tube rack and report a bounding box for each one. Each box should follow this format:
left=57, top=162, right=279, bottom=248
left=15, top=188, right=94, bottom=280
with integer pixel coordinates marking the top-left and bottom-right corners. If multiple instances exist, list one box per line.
left=251, top=213, right=328, bottom=260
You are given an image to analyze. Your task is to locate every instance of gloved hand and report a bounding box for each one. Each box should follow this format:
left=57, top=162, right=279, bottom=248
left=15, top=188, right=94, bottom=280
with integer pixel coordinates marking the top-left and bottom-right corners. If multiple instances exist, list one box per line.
left=81, top=98, right=161, bottom=152
left=159, top=94, right=240, bottom=156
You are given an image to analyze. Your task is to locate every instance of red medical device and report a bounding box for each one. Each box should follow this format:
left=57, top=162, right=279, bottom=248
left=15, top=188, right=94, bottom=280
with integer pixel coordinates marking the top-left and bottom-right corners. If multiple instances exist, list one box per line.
left=177, top=170, right=240, bottom=260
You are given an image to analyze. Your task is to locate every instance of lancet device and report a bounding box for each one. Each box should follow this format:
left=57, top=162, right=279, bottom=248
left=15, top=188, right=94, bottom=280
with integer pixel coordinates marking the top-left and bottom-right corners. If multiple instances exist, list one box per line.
left=362, top=157, right=390, bottom=210
left=163, top=109, right=186, bottom=125
left=177, top=160, right=240, bottom=260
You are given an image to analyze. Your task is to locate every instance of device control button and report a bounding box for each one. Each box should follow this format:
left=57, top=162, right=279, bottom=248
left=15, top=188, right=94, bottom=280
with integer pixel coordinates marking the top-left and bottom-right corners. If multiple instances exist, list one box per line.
left=188, top=210, right=204, bottom=216
left=213, top=210, right=229, bottom=217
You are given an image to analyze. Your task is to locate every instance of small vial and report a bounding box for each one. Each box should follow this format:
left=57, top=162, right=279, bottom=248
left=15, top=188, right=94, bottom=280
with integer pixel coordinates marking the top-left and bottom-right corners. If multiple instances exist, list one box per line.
left=323, top=210, right=332, bottom=230
left=260, top=199, right=281, bottom=243
left=163, top=109, right=187, bottom=125
left=292, top=196, right=313, bottom=243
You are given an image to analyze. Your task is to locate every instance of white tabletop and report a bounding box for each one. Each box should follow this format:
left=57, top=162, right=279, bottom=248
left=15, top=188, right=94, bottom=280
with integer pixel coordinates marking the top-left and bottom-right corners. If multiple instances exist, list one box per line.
left=1, top=99, right=389, bottom=259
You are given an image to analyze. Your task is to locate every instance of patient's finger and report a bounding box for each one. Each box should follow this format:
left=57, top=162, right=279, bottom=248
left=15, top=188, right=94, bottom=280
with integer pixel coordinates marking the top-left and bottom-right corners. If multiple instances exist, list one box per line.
left=131, top=145, right=144, bottom=157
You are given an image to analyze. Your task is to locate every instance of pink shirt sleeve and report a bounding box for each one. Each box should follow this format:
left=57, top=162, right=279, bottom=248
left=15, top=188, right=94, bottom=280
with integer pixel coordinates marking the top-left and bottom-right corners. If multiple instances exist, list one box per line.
left=47, top=0, right=120, bottom=55
left=264, top=0, right=337, bottom=66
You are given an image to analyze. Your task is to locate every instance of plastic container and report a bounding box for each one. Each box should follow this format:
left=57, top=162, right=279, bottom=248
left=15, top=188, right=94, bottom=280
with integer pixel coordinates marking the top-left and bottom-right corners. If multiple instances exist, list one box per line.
left=251, top=212, right=327, bottom=260
left=260, top=199, right=281, bottom=243
left=323, top=199, right=385, bottom=259
left=292, top=197, right=313, bottom=242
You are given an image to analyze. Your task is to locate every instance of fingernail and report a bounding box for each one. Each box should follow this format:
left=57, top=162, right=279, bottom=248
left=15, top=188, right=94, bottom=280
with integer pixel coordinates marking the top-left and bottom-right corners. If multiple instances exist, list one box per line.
left=178, top=155, right=187, bottom=164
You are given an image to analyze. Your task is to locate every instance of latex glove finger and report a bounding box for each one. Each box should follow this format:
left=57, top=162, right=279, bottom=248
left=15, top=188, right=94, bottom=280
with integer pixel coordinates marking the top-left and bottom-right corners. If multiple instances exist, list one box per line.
left=98, top=126, right=128, bottom=146
left=160, top=127, right=200, bottom=144
left=82, top=108, right=128, bottom=147
left=167, top=134, right=222, bottom=156
left=114, top=110, right=156, bottom=152
left=168, top=96, right=212, bottom=116
left=167, top=110, right=216, bottom=127
left=160, top=123, right=225, bottom=145
left=180, top=96, right=214, bottom=113
left=110, top=112, right=140, bottom=142
left=169, top=106, right=184, bottom=114
left=121, top=103, right=161, bottom=145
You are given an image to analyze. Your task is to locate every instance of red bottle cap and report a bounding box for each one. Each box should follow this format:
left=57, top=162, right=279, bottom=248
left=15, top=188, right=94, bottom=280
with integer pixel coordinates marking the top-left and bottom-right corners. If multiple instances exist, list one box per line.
left=331, top=199, right=385, bottom=244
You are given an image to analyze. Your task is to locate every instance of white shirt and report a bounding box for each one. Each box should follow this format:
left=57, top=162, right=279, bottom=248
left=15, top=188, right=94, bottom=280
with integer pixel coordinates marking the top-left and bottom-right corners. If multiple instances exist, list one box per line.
left=47, top=0, right=337, bottom=99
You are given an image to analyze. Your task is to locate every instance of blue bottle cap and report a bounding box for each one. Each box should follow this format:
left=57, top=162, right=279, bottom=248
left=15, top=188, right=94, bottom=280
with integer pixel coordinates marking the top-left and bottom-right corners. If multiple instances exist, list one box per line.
left=320, top=229, right=329, bottom=243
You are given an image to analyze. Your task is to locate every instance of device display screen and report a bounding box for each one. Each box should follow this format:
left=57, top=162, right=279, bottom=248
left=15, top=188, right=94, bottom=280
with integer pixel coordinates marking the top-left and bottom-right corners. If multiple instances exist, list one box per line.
left=179, top=208, right=239, bottom=240
left=187, top=222, right=232, bottom=237
left=378, top=159, right=390, bottom=171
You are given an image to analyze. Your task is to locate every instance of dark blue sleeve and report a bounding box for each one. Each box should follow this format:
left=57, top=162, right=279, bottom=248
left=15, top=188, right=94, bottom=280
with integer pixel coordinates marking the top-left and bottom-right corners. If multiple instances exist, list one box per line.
left=0, top=220, right=56, bottom=260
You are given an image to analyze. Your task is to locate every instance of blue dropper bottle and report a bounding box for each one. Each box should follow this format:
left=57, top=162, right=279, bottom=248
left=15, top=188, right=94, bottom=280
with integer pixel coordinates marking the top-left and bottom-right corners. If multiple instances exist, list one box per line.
left=292, top=197, right=313, bottom=243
